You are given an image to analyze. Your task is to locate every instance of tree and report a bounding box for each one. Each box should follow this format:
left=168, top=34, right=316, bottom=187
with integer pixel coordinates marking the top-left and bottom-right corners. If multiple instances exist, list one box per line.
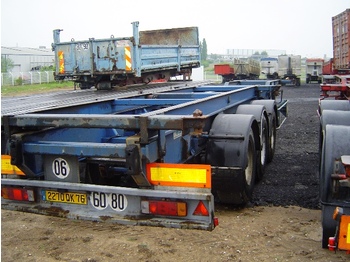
left=1, top=55, right=14, bottom=73
left=200, top=38, right=208, bottom=61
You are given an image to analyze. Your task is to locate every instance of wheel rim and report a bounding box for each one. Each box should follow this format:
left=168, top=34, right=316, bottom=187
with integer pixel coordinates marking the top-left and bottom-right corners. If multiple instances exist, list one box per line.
left=270, top=117, right=276, bottom=158
left=261, top=118, right=268, bottom=166
left=245, top=134, right=254, bottom=186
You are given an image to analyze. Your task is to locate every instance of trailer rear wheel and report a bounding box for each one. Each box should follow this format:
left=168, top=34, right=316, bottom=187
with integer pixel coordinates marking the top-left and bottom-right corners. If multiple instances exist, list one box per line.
left=244, top=129, right=256, bottom=199
left=319, top=100, right=350, bottom=115
left=236, top=104, right=269, bottom=181
left=320, top=125, right=350, bottom=248
left=321, top=205, right=337, bottom=248
left=319, top=110, right=350, bottom=173
left=207, top=114, right=259, bottom=205
left=251, top=100, right=277, bottom=163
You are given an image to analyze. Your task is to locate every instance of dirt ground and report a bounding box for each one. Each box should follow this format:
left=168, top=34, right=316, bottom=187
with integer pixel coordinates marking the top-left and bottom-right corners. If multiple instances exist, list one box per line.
left=1, top=83, right=349, bottom=261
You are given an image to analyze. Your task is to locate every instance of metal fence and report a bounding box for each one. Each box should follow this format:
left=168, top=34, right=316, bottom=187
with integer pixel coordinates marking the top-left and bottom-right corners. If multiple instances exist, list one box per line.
left=1, top=71, right=55, bottom=86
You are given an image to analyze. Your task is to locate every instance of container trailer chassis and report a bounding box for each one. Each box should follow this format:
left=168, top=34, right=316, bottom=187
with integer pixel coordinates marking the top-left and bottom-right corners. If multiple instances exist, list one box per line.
left=318, top=75, right=350, bottom=251
left=1, top=80, right=288, bottom=230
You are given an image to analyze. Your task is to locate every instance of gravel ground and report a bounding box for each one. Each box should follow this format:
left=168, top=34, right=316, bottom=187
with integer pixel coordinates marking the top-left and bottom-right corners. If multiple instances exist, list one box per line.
left=252, top=82, right=321, bottom=208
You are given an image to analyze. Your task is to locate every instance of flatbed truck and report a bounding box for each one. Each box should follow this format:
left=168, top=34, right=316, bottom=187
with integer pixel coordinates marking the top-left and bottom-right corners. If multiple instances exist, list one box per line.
left=52, top=21, right=200, bottom=89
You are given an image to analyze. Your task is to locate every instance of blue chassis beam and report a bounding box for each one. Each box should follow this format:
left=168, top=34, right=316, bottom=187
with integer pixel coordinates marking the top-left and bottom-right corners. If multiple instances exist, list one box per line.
left=6, top=83, right=287, bottom=161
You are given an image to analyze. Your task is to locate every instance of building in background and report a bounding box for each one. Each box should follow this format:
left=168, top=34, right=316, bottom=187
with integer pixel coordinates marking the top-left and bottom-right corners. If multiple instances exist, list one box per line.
left=225, top=49, right=287, bottom=59
left=1, top=46, right=54, bottom=72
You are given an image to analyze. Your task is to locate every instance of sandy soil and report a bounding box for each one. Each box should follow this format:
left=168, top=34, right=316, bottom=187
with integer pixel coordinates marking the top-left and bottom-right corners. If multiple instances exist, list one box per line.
left=1, top=83, right=349, bottom=261
left=2, top=205, right=348, bottom=262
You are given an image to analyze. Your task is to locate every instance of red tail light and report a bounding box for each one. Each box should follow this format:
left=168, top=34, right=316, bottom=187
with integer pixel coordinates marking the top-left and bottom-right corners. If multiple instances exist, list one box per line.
left=1, top=187, right=35, bottom=202
left=141, top=200, right=187, bottom=217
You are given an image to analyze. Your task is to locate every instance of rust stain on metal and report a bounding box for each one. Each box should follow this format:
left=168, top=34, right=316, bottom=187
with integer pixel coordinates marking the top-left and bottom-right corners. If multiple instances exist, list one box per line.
left=37, top=206, right=70, bottom=216
left=99, top=215, right=112, bottom=221
left=192, top=109, right=203, bottom=117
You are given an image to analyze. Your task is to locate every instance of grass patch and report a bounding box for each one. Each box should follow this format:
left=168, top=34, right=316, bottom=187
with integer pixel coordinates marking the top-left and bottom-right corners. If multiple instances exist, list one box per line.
left=1, top=81, right=75, bottom=96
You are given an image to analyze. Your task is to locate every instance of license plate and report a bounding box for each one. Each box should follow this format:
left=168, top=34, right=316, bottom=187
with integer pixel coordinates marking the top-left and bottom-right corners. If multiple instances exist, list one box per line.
left=44, top=190, right=87, bottom=205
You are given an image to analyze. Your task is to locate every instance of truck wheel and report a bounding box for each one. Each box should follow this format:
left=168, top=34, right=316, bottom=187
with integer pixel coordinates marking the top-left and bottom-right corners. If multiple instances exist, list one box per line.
left=320, top=125, right=350, bottom=248
left=321, top=205, right=337, bottom=248
left=320, top=110, right=350, bottom=164
left=207, top=114, right=259, bottom=205
left=321, top=125, right=350, bottom=201
left=79, top=83, right=92, bottom=89
left=258, top=115, right=268, bottom=181
left=319, top=100, right=350, bottom=115
left=319, top=109, right=350, bottom=188
left=250, top=100, right=277, bottom=163
left=236, top=104, right=268, bottom=181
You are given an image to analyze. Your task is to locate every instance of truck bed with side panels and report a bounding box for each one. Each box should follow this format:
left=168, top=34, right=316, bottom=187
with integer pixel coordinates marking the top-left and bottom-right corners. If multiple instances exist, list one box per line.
left=52, top=22, right=200, bottom=89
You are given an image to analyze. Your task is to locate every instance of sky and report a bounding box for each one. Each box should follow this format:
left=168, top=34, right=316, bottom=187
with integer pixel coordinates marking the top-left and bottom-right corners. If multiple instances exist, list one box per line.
left=1, top=0, right=349, bottom=58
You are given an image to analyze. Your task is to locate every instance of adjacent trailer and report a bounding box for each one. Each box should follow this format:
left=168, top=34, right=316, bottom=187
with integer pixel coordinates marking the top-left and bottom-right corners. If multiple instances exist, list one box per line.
left=232, top=58, right=260, bottom=80
left=52, top=22, right=200, bottom=89
left=318, top=75, right=350, bottom=251
left=260, top=57, right=279, bottom=80
left=214, top=58, right=261, bottom=83
left=277, top=55, right=301, bottom=86
left=306, top=58, right=324, bottom=84
left=1, top=80, right=287, bottom=230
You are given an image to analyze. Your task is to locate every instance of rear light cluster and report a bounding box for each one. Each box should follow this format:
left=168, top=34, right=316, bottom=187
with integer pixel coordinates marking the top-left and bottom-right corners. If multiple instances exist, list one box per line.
left=141, top=200, right=187, bottom=217
left=141, top=200, right=209, bottom=217
left=1, top=187, right=35, bottom=202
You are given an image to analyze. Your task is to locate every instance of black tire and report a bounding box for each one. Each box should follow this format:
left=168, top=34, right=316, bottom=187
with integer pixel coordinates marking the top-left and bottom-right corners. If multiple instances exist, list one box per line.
left=213, top=128, right=256, bottom=204
left=250, top=100, right=277, bottom=163
left=79, top=83, right=92, bottom=90
left=321, top=205, right=337, bottom=248
left=207, top=114, right=258, bottom=205
left=268, top=113, right=277, bottom=163
left=319, top=100, right=350, bottom=115
left=320, top=116, right=350, bottom=202
left=319, top=110, right=350, bottom=176
left=243, top=129, right=257, bottom=200
left=320, top=125, right=350, bottom=248
left=236, top=104, right=268, bottom=181
left=256, top=114, right=268, bottom=181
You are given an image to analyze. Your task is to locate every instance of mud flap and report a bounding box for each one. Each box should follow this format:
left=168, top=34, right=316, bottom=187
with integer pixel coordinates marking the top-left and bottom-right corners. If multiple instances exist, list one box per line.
left=211, top=166, right=247, bottom=204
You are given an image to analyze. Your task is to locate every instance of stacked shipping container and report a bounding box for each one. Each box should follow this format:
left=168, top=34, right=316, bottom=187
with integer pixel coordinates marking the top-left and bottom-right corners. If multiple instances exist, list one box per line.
left=332, top=9, right=350, bottom=72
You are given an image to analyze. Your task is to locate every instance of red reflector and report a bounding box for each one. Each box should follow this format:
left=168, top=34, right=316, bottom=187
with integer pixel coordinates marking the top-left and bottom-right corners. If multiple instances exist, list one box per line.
left=328, top=237, right=336, bottom=251
left=193, top=201, right=209, bottom=216
left=214, top=217, right=219, bottom=227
